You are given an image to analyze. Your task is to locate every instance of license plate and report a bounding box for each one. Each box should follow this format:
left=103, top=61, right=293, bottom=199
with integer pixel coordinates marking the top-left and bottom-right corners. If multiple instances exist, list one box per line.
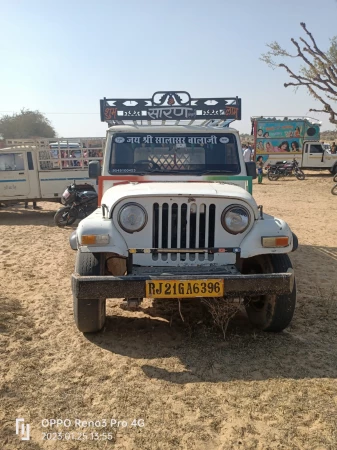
left=146, top=279, right=224, bottom=298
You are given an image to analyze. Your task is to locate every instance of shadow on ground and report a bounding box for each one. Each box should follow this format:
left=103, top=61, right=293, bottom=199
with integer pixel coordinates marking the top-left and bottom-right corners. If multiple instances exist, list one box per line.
left=0, top=204, right=77, bottom=227
left=86, top=243, right=337, bottom=384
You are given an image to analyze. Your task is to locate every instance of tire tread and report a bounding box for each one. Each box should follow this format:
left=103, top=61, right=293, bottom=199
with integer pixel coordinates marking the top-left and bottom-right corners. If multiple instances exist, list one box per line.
left=73, top=252, right=105, bottom=333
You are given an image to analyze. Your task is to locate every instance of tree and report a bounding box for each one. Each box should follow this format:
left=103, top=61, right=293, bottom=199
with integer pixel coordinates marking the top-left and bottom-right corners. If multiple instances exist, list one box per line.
left=261, top=23, right=337, bottom=126
left=0, top=109, right=56, bottom=139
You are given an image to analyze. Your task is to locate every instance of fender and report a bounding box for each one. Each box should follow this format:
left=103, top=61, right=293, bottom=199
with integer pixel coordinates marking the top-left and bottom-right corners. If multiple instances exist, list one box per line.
left=73, top=209, right=128, bottom=256
left=69, top=230, right=78, bottom=250
left=240, top=213, right=294, bottom=258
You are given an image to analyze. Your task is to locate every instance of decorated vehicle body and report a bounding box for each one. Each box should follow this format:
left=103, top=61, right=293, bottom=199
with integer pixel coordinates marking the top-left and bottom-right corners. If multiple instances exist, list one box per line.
left=70, top=92, right=298, bottom=334
left=251, top=116, right=337, bottom=174
left=0, top=138, right=104, bottom=204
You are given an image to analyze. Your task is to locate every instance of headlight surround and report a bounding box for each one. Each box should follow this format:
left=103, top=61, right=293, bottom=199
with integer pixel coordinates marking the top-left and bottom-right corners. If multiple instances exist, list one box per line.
left=118, top=202, right=147, bottom=233
left=221, top=205, right=250, bottom=235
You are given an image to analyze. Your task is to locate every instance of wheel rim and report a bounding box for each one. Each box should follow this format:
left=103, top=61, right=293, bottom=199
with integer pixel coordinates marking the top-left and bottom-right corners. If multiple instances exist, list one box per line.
left=57, top=209, right=76, bottom=225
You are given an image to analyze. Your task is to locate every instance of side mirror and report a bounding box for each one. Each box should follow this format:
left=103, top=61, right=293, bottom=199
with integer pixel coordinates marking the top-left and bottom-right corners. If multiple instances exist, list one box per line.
left=88, top=160, right=101, bottom=179
left=245, top=162, right=257, bottom=179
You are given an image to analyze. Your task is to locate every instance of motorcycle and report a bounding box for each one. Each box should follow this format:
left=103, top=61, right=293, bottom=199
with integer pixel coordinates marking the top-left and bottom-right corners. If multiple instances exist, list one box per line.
left=54, top=181, right=98, bottom=227
left=266, top=159, right=305, bottom=181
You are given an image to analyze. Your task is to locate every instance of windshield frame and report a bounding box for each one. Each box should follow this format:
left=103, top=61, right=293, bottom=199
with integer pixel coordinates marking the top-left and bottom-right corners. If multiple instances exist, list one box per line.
left=108, top=132, right=241, bottom=176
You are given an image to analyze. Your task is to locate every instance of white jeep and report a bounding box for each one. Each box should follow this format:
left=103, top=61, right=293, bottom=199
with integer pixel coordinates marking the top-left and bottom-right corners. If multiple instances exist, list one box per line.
left=70, top=92, right=297, bottom=334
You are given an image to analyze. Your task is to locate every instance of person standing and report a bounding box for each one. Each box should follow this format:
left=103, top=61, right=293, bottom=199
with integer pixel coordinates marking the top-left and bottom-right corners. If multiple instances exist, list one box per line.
left=243, top=145, right=252, bottom=162
left=257, top=156, right=264, bottom=184
left=331, top=142, right=336, bottom=154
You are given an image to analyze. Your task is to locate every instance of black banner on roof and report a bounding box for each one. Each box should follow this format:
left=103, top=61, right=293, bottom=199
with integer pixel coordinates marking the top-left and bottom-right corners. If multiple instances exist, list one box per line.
left=100, top=91, right=241, bottom=123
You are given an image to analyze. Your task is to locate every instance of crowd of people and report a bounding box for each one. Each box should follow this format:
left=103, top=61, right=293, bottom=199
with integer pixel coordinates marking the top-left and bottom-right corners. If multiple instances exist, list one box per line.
left=54, top=149, right=103, bottom=169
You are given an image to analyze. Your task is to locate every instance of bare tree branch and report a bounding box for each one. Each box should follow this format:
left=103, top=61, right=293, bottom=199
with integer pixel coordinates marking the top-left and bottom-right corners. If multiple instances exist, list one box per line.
left=278, top=63, right=337, bottom=95
left=300, top=37, right=337, bottom=84
left=261, top=23, right=337, bottom=126
left=307, top=86, right=337, bottom=125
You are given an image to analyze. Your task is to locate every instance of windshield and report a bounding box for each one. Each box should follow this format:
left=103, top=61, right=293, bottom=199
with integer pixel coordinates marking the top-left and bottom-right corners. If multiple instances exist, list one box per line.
left=109, top=133, right=240, bottom=175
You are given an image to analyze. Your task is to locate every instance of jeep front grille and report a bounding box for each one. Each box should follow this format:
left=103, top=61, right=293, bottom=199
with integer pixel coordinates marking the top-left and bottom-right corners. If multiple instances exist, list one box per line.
left=152, top=202, right=216, bottom=261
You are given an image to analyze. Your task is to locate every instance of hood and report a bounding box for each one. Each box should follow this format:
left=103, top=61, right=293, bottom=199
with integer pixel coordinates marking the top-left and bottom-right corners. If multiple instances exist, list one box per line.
left=101, top=182, right=258, bottom=211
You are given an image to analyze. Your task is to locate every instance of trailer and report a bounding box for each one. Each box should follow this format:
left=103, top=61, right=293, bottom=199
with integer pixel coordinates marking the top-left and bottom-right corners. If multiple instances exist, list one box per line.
left=251, top=116, right=337, bottom=174
left=0, top=138, right=105, bottom=204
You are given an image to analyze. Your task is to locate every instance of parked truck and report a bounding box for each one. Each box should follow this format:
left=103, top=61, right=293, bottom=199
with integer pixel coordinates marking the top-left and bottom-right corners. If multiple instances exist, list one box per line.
left=70, top=91, right=298, bottom=334
left=0, top=138, right=104, bottom=204
left=251, top=116, right=337, bottom=174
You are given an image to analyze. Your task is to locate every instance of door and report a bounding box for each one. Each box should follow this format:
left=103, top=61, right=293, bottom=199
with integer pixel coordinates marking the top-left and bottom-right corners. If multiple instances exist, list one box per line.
left=0, top=151, right=31, bottom=199
left=302, top=142, right=329, bottom=168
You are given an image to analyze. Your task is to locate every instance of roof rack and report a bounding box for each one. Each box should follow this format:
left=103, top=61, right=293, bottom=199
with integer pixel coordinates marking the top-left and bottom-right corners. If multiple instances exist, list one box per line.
left=100, top=91, right=241, bottom=127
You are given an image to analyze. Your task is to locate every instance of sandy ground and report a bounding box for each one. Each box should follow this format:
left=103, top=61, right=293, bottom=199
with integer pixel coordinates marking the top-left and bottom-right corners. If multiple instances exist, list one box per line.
left=1, top=172, right=337, bottom=450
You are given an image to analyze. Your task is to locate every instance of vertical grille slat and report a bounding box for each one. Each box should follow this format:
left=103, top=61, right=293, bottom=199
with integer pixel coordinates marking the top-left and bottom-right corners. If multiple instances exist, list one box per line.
left=209, top=204, right=216, bottom=248
left=171, top=203, right=178, bottom=248
left=195, top=203, right=200, bottom=248
left=180, top=204, right=187, bottom=249
left=199, top=204, right=206, bottom=248
left=177, top=204, right=181, bottom=248
left=204, top=204, right=210, bottom=248
left=162, top=203, right=169, bottom=248
left=186, top=204, right=191, bottom=249
left=167, top=204, right=172, bottom=248
left=153, top=203, right=159, bottom=248
left=153, top=201, right=216, bottom=261
left=158, top=204, right=163, bottom=248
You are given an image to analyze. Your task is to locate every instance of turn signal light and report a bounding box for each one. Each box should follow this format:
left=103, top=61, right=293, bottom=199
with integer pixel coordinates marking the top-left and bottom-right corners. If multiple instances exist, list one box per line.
left=262, top=236, right=289, bottom=248
left=81, top=235, right=109, bottom=245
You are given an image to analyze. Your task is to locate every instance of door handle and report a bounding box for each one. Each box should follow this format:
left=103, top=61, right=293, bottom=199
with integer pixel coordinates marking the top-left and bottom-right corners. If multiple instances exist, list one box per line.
left=19, top=172, right=24, bottom=174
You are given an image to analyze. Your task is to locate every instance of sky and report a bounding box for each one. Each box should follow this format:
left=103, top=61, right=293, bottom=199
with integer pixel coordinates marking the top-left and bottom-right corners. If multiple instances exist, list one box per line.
left=0, top=0, right=336, bottom=137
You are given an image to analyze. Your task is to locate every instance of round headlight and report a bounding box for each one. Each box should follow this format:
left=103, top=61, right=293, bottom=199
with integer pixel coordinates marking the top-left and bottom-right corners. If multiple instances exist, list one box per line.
left=118, top=203, right=147, bottom=233
left=221, top=205, right=250, bottom=234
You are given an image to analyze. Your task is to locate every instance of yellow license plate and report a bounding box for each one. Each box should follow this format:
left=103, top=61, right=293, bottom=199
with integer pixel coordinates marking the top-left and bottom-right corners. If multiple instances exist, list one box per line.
left=146, top=279, right=224, bottom=298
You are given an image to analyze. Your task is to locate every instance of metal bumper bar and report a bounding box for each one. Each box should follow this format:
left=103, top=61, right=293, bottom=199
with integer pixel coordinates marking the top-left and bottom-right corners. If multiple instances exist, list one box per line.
left=72, top=271, right=294, bottom=299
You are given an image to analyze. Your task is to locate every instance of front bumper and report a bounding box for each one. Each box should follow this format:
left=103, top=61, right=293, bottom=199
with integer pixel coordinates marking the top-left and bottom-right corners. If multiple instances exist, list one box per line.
left=72, top=270, right=295, bottom=299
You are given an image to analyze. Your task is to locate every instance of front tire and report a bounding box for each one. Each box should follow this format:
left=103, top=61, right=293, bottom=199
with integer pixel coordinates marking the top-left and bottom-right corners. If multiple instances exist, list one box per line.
left=268, top=171, right=279, bottom=181
left=295, top=169, right=305, bottom=180
left=242, top=254, right=296, bottom=332
left=73, top=252, right=106, bottom=333
left=333, top=173, right=337, bottom=183
left=54, top=206, right=77, bottom=227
